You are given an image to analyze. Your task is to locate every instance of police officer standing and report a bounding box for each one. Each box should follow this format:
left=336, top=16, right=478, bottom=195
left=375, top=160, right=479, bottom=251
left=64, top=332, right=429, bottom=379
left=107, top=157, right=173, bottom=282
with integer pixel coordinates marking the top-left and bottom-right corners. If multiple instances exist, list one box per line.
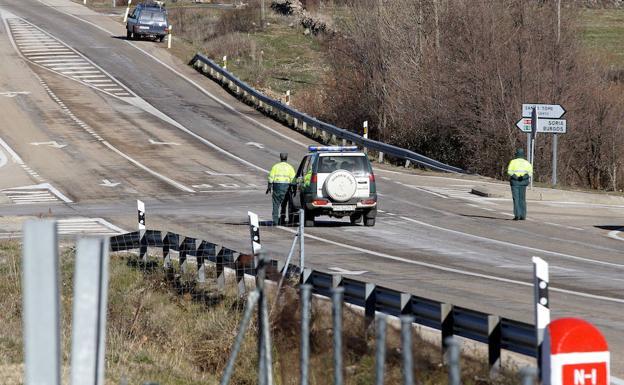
left=507, top=148, right=533, bottom=220
left=267, top=153, right=296, bottom=225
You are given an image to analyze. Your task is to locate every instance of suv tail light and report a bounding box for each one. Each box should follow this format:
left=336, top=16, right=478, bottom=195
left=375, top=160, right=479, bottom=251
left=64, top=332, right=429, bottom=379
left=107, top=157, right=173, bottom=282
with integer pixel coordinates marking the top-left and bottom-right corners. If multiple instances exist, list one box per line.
left=369, top=173, right=375, bottom=182
left=311, top=174, right=317, bottom=184
left=164, top=26, right=169, bottom=33
left=312, top=199, right=329, bottom=206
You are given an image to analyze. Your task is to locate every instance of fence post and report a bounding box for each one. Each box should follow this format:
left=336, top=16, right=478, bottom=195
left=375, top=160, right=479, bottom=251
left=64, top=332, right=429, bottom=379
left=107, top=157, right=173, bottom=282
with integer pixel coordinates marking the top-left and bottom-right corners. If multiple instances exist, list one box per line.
left=332, top=287, right=344, bottom=385
left=70, top=237, right=110, bottom=385
left=220, top=291, right=260, bottom=385
left=216, top=246, right=225, bottom=290
left=375, top=315, right=387, bottom=385
left=23, top=220, right=60, bottom=385
left=520, top=367, right=538, bottom=385
left=299, top=209, right=305, bottom=270
left=441, top=303, right=454, bottom=363
left=488, top=315, right=501, bottom=376
left=300, top=284, right=312, bottom=385
left=257, top=252, right=268, bottom=385
left=400, top=315, right=414, bottom=385
left=445, top=336, right=461, bottom=385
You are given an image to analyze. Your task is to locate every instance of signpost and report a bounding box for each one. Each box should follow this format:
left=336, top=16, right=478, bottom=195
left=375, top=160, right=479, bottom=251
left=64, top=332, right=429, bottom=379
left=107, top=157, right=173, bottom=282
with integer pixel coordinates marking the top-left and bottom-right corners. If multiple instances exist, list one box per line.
left=518, top=103, right=567, bottom=186
left=516, top=118, right=567, bottom=134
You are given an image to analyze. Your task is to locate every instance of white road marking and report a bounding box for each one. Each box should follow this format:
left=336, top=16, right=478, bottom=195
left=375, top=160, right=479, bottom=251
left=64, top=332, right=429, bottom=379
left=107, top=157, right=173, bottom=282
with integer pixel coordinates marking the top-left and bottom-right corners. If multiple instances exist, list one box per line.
left=205, top=170, right=243, bottom=176
left=608, top=228, right=624, bottom=242
left=277, top=226, right=624, bottom=304
left=30, top=140, right=67, bottom=149
left=399, top=216, right=624, bottom=268
left=0, top=148, right=6, bottom=168
left=100, top=179, right=120, bottom=187
left=328, top=267, right=368, bottom=275
left=149, top=138, right=180, bottom=146
left=192, top=184, right=213, bottom=189
left=0, top=91, right=30, bottom=97
left=0, top=137, right=24, bottom=163
left=246, top=141, right=264, bottom=149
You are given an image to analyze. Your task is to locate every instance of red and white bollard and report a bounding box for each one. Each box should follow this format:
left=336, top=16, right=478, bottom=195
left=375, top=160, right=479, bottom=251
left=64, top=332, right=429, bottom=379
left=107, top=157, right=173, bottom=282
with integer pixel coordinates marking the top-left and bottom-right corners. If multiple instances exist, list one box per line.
left=542, top=318, right=610, bottom=385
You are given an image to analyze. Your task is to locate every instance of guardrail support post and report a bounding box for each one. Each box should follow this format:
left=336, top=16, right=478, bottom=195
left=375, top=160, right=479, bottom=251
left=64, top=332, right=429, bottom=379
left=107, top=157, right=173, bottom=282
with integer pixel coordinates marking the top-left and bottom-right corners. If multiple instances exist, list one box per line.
left=342, top=138, right=346, bottom=146
left=331, top=134, right=337, bottom=143
left=400, top=292, right=411, bottom=314
left=332, top=287, right=345, bottom=385
left=167, top=25, right=172, bottom=49
left=302, top=268, right=313, bottom=285
left=378, top=152, right=384, bottom=163
left=300, top=284, right=312, bottom=385
left=302, top=121, right=307, bottom=133
left=332, top=274, right=342, bottom=289
left=488, top=315, right=502, bottom=376
left=364, top=283, right=376, bottom=328
left=405, top=159, right=411, bottom=168
left=441, top=303, right=454, bottom=363
left=294, top=118, right=299, bottom=129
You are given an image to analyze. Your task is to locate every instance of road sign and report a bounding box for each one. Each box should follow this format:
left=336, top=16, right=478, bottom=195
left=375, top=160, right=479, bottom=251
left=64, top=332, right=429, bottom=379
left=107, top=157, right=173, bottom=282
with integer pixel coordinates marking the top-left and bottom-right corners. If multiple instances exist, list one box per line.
left=516, top=118, right=567, bottom=134
left=542, top=318, right=610, bottom=385
left=523, top=104, right=566, bottom=119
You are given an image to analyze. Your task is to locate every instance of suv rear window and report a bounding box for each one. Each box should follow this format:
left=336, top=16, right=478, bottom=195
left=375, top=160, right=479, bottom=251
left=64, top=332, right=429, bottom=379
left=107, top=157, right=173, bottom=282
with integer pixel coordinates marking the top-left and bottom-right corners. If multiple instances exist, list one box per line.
left=139, top=11, right=166, bottom=22
left=317, top=155, right=369, bottom=175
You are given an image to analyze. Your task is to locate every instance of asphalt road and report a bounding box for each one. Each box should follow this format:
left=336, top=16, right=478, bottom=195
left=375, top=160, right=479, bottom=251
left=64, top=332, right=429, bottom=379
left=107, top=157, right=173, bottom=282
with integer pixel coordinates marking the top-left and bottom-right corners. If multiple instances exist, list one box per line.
left=0, top=0, right=622, bottom=376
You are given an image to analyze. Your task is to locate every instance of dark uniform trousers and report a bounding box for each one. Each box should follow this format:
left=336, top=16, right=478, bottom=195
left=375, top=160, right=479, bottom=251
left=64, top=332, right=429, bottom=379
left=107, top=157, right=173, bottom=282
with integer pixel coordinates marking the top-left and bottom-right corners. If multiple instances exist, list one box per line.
left=271, top=183, right=290, bottom=224
left=510, top=177, right=529, bottom=219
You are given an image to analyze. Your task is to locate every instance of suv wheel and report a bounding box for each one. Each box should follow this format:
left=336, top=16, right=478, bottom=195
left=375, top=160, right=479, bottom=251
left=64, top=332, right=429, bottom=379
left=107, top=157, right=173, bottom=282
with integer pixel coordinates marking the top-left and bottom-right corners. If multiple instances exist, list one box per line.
left=349, top=213, right=362, bottom=225
left=304, top=209, right=315, bottom=227
left=127, top=30, right=133, bottom=40
left=364, top=217, right=375, bottom=227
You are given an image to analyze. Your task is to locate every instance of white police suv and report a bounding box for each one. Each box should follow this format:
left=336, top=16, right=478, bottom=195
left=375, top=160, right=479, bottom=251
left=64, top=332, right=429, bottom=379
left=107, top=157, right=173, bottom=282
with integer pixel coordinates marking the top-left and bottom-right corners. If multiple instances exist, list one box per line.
left=288, top=146, right=377, bottom=227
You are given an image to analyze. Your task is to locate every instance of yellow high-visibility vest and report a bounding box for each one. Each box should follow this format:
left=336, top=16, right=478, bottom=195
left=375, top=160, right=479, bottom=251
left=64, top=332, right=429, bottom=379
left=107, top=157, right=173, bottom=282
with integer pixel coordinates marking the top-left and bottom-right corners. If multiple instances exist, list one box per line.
left=268, top=162, right=296, bottom=184
left=507, top=158, right=533, bottom=177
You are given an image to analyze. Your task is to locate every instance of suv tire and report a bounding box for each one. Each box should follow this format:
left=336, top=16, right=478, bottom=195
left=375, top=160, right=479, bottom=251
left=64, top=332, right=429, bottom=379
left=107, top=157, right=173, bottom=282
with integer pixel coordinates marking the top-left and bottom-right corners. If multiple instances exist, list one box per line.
left=364, top=217, right=375, bottom=227
left=349, top=213, right=362, bottom=225
left=126, top=30, right=133, bottom=40
left=304, top=209, right=315, bottom=227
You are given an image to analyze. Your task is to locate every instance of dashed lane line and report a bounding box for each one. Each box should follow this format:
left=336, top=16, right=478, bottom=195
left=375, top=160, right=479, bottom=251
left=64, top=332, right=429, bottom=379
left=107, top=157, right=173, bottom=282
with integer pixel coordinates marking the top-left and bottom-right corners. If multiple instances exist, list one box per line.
left=277, top=226, right=624, bottom=304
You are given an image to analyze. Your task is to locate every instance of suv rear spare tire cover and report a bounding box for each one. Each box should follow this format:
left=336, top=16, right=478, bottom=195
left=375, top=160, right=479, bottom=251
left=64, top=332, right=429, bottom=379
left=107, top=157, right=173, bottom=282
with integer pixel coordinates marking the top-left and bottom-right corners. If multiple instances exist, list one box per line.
left=325, top=170, right=357, bottom=202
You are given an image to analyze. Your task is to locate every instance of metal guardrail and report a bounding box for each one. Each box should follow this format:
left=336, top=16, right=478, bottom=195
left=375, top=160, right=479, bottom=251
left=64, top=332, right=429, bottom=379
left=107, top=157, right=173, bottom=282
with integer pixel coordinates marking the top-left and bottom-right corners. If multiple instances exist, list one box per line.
left=189, top=53, right=465, bottom=174
left=110, top=228, right=536, bottom=372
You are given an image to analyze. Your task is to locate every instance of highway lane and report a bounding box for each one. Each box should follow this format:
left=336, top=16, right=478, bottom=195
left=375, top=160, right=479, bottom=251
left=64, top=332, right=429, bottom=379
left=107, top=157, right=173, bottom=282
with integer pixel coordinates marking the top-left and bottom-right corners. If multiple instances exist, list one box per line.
left=0, top=0, right=622, bottom=374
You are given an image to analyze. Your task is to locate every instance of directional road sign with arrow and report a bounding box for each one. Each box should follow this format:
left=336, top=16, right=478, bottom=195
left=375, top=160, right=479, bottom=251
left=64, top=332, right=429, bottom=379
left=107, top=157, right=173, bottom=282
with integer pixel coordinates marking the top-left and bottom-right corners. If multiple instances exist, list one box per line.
left=522, top=104, right=566, bottom=119
left=516, top=118, right=567, bottom=134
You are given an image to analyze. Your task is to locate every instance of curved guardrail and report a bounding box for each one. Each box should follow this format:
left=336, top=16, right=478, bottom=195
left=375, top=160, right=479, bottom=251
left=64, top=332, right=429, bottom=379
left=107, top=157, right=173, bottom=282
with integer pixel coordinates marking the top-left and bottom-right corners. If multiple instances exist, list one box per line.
left=189, top=53, right=464, bottom=174
left=110, top=228, right=536, bottom=371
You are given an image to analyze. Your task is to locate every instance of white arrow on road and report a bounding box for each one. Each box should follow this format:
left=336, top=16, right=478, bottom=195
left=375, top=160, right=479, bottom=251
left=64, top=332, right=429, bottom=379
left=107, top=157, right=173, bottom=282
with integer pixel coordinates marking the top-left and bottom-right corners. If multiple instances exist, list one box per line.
left=246, top=142, right=264, bottom=149
left=100, top=179, right=120, bottom=187
left=192, top=184, right=213, bottom=189
left=30, top=141, right=67, bottom=149
left=149, top=138, right=180, bottom=146
left=328, top=267, right=368, bottom=275
left=0, top=91, right=30, bottom=98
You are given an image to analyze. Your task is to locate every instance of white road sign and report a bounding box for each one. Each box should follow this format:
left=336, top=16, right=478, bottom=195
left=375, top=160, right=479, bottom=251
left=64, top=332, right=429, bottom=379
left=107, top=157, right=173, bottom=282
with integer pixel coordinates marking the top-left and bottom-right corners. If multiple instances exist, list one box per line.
left=522, top=104, right=566, bottom=119
left=516, top=118, right=567, bottom=134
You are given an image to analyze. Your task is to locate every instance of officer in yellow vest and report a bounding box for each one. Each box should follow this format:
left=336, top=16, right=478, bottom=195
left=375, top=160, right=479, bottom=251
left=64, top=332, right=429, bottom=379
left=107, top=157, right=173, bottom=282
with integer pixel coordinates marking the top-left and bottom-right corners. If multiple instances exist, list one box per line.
left=267, top=153, right=296, bottom=225
left=507, top=148, right=533, bottom=220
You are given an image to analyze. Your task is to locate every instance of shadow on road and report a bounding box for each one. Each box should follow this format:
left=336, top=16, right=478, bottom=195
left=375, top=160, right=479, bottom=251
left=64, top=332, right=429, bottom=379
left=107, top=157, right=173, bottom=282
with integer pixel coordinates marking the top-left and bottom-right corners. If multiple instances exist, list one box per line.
left=594, top=225, right=624, bottom=231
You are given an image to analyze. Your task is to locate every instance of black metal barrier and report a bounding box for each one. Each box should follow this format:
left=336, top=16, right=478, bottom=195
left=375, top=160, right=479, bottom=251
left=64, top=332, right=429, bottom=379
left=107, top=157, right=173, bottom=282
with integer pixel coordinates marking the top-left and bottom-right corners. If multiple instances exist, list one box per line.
left=189, top=53, right=465, bottom=174
left=110, top=229, right=536, bottom=372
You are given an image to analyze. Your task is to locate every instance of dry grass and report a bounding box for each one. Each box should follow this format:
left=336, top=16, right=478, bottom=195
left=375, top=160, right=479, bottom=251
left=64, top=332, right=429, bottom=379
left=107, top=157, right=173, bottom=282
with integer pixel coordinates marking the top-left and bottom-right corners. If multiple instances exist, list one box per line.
left=0, top=240, right=522, bottom=384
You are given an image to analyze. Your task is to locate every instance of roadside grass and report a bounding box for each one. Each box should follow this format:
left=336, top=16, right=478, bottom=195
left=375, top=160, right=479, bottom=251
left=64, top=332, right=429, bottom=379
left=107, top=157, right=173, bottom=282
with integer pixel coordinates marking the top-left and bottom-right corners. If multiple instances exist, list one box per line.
left=0, top=239, right=521, bottom=385
left=578, top=8, right=624, bottom=66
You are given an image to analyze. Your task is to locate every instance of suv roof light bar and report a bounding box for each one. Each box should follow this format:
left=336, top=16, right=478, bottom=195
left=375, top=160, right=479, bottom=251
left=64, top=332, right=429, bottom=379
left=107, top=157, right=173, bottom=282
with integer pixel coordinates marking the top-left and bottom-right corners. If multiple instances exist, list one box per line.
left=308, top=145, right=358, bottom=152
